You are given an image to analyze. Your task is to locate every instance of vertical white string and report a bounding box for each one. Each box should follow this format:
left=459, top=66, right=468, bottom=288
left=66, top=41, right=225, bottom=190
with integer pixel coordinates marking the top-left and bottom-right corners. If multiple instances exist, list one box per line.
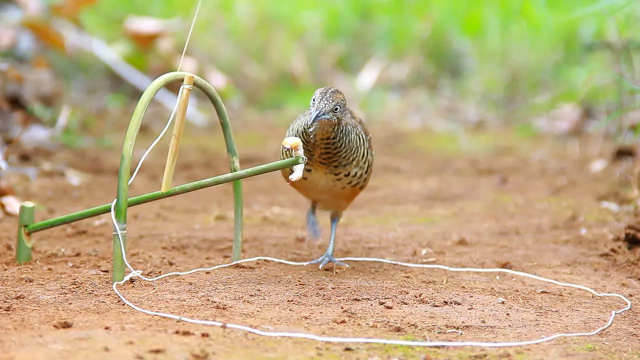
left=177, top=0, right=203, bottom=72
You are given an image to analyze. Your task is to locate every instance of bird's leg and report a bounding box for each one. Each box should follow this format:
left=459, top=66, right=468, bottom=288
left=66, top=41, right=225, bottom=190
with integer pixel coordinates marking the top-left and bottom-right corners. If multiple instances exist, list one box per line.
left=306, top=202, right=321, bottom=243
left=309, top=211, right=349, bottom=269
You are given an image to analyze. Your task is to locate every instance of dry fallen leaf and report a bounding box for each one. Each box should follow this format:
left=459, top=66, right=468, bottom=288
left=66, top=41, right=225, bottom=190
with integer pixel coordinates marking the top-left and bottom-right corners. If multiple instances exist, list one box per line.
left=205, top=66, right=229, bottom=91
left=1, top=195, right=22, bottom=216
left=534, top=103, right=586, bottom=136
left=175, top=55, right=199, bottom=74
left=600, top=201, right=621, bottom=213
left=64, top=168, right=87, bottom=187
left=51, top=0, right=97, bottom=21
left=124, top=16, right=166, bottom=48
left=14, top=0, right=44, bottom=17
left=0, top=179, right=16, bottom=197
left=0, top=25, right=19, bottom=51
left=589, top=158, right=609, bottom=174
left=355, top=56, right=386, bottom=93
left=3, top=65, right=25, bottom=83
left=21, top=19, right=66, bottom=51
left=53, top=320, right=73, bottom=329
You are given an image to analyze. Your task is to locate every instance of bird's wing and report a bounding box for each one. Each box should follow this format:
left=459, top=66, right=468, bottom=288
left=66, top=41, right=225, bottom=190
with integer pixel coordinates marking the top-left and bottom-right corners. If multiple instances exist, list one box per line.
left=285, top=111, right=310, bottom=138
left=281, top=110, right=311, bottom=161
left=346, top=108, right=373, bottom=147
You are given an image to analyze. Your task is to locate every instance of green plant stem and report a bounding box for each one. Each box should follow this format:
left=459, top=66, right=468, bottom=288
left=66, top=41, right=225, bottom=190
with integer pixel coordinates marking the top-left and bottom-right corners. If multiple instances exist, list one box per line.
left=25, top=157, right=302, bottom=235
left=16, top=202, right=35, bottom=264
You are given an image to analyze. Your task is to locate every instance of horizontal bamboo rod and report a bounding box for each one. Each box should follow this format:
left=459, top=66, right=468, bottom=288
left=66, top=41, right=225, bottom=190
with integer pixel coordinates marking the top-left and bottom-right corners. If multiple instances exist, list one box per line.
left=25, top=156, right=303, bottom=234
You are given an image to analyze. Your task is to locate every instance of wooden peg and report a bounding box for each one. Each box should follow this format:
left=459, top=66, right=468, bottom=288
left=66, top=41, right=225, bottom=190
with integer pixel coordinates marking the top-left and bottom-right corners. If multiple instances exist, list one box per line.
left=161, top=74, right=194, bottom=192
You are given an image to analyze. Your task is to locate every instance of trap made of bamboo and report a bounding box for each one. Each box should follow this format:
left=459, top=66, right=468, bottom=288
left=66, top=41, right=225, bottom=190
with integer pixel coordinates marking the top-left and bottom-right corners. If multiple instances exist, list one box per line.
left=15, top=71, right=305, bottom=282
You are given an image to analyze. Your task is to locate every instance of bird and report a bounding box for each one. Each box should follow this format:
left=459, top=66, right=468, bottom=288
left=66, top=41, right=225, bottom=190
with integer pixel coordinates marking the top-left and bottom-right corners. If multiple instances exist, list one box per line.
left=281, top=87, right=374, bottom=269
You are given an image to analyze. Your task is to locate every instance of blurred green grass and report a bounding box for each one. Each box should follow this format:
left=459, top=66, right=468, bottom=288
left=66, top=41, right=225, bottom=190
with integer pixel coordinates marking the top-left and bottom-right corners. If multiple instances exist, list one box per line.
left=76, top=0, right=639, bottom=124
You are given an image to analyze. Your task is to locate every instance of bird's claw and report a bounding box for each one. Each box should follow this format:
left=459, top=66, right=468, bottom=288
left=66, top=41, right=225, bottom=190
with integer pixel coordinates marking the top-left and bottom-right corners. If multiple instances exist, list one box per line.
left=309, top=254, right=349, bottom=270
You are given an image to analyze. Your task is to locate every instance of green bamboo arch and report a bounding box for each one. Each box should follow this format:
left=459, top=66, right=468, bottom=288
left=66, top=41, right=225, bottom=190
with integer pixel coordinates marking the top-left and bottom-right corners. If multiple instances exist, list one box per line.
left=113, top=72, right=243, bottom=282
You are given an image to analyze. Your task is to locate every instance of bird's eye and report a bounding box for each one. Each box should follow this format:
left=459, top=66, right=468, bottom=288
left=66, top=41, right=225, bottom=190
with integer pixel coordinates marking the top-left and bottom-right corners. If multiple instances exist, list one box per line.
left=332, top=105, right=341, bottom=113
left=311, top=96, right=316, bottom=105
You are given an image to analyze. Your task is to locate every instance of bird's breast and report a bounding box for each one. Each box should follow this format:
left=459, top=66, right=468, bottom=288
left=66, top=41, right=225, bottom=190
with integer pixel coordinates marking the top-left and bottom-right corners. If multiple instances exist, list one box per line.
left=281, top=114, right=373, bottom=212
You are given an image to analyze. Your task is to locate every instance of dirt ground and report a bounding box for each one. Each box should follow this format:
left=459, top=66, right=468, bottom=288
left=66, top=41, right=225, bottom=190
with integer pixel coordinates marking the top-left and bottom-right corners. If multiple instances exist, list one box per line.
left=1, top=124, right=639, bottom=360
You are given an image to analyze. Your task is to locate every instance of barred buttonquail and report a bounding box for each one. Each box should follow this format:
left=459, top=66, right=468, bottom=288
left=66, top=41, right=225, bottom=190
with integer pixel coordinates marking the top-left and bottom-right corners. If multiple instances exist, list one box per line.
left=281, top=87, right=374, bottom=269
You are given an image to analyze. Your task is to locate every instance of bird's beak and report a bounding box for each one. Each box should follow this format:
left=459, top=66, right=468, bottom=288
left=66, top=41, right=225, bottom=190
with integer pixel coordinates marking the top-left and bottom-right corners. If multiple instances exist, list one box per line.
left=311, top=109, right=330, bottom=123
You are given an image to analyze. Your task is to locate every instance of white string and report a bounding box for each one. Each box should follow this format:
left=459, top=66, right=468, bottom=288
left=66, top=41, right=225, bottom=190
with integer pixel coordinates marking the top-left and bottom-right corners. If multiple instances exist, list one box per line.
left=129, top=86, right=185, bottom=186
left=177, top=0, right=203, bottom=72
left=109, top=92, right=632, bottom=348
left=111, top=255, right=631, bottom=348
left=108, top=0, right=632, bottom=348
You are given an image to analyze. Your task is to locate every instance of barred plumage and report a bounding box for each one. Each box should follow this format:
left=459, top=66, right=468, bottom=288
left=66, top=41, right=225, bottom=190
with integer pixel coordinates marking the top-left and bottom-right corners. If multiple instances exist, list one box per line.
left=281, top=87, right=373, bottom=269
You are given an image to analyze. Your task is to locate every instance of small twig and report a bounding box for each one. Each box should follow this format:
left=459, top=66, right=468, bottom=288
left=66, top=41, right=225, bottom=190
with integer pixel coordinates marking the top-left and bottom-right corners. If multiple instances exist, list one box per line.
left=161, top=76, right=195, bottom=192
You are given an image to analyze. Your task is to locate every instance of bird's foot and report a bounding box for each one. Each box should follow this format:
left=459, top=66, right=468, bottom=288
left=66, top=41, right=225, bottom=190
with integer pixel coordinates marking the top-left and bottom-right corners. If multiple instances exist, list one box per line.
left=309, top=253, right=349, bottom=270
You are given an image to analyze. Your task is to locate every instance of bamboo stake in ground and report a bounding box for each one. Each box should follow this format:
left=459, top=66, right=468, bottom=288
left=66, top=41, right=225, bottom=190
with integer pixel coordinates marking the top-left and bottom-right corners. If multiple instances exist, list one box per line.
left=161, top=74, right=195, bottom=192
left=16, top=202, right=35, bottom=264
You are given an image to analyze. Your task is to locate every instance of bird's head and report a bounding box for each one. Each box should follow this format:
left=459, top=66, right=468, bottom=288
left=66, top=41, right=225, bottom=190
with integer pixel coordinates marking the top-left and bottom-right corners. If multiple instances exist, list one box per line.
left=309, top=87, right=348, bottom=124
